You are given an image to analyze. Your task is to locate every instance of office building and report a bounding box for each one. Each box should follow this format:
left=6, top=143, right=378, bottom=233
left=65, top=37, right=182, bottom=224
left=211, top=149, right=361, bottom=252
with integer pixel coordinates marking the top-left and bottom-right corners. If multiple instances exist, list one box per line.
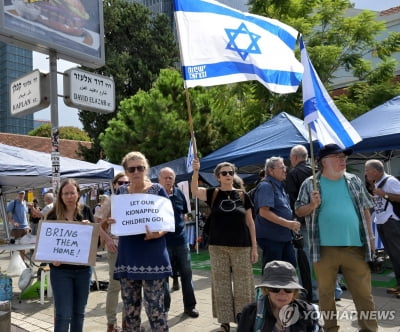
left=0, top=42, right=34, bottom=134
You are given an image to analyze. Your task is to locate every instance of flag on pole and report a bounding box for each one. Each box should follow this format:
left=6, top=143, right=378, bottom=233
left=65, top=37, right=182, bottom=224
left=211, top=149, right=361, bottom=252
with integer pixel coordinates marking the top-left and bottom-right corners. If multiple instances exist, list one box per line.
left=173, top=0, right=304, bottom=94
left=186, top=139, right=195, bottom=172
left=300, top=36, right=362, bottom=148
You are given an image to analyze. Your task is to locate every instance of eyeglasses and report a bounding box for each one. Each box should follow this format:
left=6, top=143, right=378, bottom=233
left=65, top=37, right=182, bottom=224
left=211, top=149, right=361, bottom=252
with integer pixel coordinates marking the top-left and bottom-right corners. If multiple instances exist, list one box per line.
left=117, top=181, right=130, bottom=185
left=273, top=166, right=287, bottom=170
left=267, top=287, right=294, bottom=293
left=219, top=171, right=234, bottom=176
left=325, top=154, right=348, bottom=160
left=126, top=166, right=146, bottom=173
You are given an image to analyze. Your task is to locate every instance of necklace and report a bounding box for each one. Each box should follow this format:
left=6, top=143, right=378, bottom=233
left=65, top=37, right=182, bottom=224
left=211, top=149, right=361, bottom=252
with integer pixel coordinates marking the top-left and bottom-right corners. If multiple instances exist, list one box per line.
left=224, top=190, right=232, bottom=200
left=219, top=190, right=237, bottom=212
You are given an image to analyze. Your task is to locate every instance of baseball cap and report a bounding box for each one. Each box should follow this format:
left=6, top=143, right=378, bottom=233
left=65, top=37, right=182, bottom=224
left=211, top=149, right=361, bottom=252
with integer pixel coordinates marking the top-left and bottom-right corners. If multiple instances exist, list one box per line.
left=318, top=143, right=352, bottom=161
left=17, top=190, right=25, bottom=194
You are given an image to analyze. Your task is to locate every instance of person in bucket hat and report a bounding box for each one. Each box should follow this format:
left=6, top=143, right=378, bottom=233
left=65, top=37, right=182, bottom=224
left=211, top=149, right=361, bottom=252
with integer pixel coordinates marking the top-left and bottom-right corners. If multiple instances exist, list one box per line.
left=237, top=261, right=321, bottom=332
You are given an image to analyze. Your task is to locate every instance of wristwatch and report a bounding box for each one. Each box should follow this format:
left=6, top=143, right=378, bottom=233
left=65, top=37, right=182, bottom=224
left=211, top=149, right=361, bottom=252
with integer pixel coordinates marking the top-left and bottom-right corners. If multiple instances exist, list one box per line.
left=384, top=193, right=389, bottom=199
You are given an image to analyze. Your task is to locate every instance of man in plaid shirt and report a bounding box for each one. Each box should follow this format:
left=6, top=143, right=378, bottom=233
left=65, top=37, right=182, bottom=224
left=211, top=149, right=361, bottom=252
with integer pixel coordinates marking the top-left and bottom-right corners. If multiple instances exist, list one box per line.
left=295, top=144, right=377, bottom=332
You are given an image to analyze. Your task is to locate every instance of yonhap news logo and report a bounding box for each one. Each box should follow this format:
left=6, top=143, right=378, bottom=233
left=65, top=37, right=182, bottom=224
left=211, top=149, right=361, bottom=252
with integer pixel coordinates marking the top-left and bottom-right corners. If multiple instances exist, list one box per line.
left=279, top=303, right=397, bottom=326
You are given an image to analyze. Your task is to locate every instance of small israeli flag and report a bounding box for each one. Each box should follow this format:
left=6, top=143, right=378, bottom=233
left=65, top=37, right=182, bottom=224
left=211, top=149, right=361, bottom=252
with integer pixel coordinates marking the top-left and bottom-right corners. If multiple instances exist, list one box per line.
left=300, top=36, right=362, bottom=148
left=186, top=139, right=195, bottom=172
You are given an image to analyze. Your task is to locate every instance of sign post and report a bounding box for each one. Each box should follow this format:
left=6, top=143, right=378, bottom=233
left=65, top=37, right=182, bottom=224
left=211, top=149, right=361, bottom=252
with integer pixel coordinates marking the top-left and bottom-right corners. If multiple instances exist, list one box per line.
left=49, top=50, right=60, bottom=196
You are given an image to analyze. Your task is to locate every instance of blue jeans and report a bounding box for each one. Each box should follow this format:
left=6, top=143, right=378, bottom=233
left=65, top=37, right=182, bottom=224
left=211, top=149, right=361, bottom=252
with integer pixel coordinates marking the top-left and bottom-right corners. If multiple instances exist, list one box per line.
left=50, top=267, right=91, bottom=332
left=257, top=237, right=296, bottom=272
left=165, top=243, right=197, bottom=311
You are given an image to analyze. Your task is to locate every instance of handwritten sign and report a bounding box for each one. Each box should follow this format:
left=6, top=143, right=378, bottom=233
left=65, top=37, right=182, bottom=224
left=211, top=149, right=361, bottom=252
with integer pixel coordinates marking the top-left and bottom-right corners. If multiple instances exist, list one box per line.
left=111, top=193, right=175, bottom=236
left=33, top=221, right=99, bottom=266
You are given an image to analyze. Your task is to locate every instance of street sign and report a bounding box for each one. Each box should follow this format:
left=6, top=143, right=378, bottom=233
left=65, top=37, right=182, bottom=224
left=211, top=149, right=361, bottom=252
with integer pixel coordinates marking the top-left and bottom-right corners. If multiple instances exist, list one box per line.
left=63, top=68, right=115, bottom=113
left=9, top=69, right=50, bottom=117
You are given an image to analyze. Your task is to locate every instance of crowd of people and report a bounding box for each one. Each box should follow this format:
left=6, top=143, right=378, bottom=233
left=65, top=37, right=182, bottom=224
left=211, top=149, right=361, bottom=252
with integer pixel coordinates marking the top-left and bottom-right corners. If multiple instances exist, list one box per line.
left=4, top=144, right=400, bottom=332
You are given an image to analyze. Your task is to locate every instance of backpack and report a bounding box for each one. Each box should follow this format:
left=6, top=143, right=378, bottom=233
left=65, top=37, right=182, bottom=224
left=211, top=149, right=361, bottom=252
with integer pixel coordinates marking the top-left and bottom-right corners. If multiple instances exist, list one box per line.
left=203, top=188, right=245, bottom=236
left=377, top=176, right=400, bottom=219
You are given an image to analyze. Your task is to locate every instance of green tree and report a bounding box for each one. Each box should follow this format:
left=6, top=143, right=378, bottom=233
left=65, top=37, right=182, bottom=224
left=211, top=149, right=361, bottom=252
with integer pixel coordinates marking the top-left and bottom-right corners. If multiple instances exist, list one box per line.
left=246, top=0, right=400, bottom=120
left=29, top=124, right=90, bottom=141
left=78, top=0, right=179, bottom=162
left=100, top=69, right=213, bottom=164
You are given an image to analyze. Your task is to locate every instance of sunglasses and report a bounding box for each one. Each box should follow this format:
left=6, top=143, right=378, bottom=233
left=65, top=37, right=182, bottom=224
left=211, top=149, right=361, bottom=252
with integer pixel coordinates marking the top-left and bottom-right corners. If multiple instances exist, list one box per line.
left=219, top=171, right=234, bottom=176
left=117, top=181, right=129, bottom=186
left=267, top=287, right=295, bottom=293
left=126, top=166, right=146, bottom=173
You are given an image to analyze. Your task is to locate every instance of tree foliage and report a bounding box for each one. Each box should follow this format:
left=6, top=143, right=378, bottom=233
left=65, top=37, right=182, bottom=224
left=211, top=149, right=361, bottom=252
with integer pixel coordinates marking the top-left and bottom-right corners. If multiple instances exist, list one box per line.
left=28, top=124, right=90, bottom=141
left=101, top=69, right=203, bottom=164
left=93, top=0, right=400, bottom=164
left=243, top=0, right=400, bottom=120
left=78, top=0, right=179, bottom=162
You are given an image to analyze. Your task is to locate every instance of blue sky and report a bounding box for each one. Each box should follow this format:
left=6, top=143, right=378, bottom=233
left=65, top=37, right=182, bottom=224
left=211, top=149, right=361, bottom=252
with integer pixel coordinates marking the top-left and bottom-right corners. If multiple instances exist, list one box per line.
left=34, top=0, right=400, bottom=129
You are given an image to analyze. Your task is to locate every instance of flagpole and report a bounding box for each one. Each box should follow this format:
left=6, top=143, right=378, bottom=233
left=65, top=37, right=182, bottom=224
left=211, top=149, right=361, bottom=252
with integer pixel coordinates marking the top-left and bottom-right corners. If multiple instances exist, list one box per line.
left=308, top=125, right=317, bottom=190
left=184, top=87, right=197, bottom=158
left=184, top=85, right=200, bottom=254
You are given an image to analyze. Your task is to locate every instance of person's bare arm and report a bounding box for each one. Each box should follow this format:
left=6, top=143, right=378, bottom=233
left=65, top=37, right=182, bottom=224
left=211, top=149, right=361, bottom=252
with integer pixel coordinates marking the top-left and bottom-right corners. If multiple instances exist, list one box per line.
left=190, top=158, right=208, bottom=201
left=364, top=208, right=376, bottom=252
left=259, top=207, right=301, bottom=232
left=295, top=190, right=321, bottom=217
left=245, top=209, right=258, bottom=264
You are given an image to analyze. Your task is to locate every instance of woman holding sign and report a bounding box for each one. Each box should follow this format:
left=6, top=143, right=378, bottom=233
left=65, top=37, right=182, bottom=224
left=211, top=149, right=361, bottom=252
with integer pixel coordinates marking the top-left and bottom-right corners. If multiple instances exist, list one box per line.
left=112, top=151, right=172, bottom=331
left=45, top=178, right=95, bottom=332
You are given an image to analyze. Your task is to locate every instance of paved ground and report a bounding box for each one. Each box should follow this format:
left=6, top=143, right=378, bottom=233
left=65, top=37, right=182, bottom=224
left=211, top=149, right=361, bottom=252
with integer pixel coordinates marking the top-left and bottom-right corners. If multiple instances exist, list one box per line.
left=1, top=250, right=400, bottom=332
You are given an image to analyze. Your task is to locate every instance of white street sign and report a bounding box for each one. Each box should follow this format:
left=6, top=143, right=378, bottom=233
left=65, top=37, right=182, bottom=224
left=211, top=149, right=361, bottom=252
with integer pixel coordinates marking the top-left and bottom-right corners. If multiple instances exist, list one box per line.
left=63, top=68, right=115, bottom=113
left=10, top=69, right=50, bottom=117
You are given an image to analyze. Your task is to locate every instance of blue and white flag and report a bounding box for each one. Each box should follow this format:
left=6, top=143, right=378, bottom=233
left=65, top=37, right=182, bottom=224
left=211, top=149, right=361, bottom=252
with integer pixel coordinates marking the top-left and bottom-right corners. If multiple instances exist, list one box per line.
left=186, top=139, right=195, bottom=173
left=174, top=0, right=304, bottom=94
left=300, top=36, right=362, bottom=148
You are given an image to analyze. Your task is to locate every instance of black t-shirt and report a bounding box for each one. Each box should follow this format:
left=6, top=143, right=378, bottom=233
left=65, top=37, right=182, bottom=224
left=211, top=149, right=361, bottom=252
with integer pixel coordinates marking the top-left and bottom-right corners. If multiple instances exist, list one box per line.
left=206, top=188, right=252, bottom=247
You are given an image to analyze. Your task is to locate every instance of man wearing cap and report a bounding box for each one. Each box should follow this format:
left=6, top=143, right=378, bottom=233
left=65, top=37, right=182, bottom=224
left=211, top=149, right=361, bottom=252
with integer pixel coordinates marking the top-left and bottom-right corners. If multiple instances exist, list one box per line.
left=365, top=159, right=400, bottom=297
left=295, top=144, right=377, bottom=332
left=6, top=190, right=30, bottom=259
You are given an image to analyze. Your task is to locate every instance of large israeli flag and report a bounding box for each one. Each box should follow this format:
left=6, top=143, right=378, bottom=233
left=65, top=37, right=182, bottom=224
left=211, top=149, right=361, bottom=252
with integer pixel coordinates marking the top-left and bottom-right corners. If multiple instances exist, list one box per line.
left=173, top=0, right=304, bottom=94
left=300, top=36, right=362, bottom=148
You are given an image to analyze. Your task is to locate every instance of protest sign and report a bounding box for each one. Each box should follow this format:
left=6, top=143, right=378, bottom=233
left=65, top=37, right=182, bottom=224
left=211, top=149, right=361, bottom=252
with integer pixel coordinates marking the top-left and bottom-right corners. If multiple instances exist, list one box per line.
left=111, top=193, right=175, bottom=236
left=33, top=220, right=99, bottom=266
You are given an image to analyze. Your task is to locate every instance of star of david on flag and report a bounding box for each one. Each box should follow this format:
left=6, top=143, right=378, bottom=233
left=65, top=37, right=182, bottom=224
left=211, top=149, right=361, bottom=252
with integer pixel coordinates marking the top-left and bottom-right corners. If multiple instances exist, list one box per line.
left=173, top=0, right=304, bottom=94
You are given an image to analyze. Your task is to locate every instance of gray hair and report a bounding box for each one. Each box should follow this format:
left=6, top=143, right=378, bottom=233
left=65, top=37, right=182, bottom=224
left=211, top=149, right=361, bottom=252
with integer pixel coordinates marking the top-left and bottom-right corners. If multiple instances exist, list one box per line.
left=365, top=159, right=384, bottom=173
left=290, top=145, right=308, bottom=159
left=265, top=157, right=283, bottom=175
